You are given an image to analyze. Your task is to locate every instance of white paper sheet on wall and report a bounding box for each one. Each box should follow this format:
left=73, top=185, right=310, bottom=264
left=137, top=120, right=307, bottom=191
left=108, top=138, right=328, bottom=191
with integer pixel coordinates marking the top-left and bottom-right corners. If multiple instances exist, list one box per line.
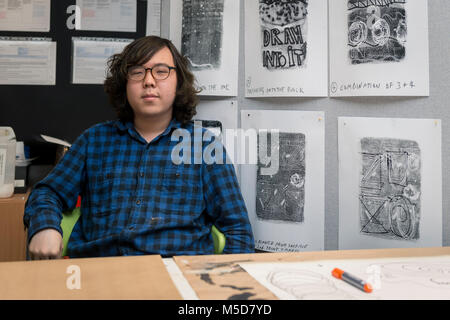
left=193, top=100, right=239, bottom=181
left=0, top=39, right=56, bottom=85
left=146, top=0, right=161, bottom=36
left=75, top=0, right=136, bottom=32
left=72, top=38, right=132, bottom=84
left=193, top=100, right=238, bottom=138
left=240, top=110, right=325, bottom=252
left=169, top=0, right=240, bottom=96
left=338, top=117, right=442, bottom=250
left=0, top=0, right=51, bottom=32
left=329, top=0, right=430, bottom=96
left=240, top=255, right=450, bottom=300
left=244, top=0, right=328, bottom=97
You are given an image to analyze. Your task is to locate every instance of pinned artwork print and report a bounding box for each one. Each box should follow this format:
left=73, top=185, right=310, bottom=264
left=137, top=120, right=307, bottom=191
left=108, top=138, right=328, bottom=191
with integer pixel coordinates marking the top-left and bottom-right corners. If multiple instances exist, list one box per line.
left=240, top=110, right=324, bottom=252
left=259, top=0, right=308, bottom=70
left=256, top=132, right=306, bottom=223
left=329, top=0, right=429, bottom=96
left=245, top=0, right=328, bottom=97
left=338, top=117, right=442, bottom=250
left=359, top=138, right=420, bottom=241
left=170, top=0, right=240, bottom=96
left=181, top=0, right=224, bottom=71
left=348, top=0, right=407, bottom=64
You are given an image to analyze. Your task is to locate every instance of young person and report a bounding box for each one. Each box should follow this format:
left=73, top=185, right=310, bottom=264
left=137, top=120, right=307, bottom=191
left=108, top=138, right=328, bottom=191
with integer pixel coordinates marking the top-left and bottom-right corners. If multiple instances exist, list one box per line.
left=24, top=36, right=255, bottom=259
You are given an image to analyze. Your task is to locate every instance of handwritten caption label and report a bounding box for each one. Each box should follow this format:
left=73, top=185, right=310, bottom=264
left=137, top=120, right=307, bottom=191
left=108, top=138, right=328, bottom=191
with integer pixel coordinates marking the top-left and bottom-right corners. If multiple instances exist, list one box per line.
left=247, top=86, right=305, bottom=96
left=331, top=80, right=416, bottom=94
left=256, top=239, right=309, bottom=252
left=197, top=83, right=231, bottom=93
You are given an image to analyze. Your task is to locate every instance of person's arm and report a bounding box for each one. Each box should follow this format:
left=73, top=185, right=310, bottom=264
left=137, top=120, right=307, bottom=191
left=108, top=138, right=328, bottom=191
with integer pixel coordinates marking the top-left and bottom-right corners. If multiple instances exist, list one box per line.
left=202, top=148, right=255, bottom=254
left=23, top=131, right=88, bottom=259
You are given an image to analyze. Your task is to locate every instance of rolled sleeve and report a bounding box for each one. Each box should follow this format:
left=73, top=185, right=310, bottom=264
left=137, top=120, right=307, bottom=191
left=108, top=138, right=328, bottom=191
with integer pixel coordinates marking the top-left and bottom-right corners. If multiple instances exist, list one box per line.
left=23, top=132, right=88, bottom=243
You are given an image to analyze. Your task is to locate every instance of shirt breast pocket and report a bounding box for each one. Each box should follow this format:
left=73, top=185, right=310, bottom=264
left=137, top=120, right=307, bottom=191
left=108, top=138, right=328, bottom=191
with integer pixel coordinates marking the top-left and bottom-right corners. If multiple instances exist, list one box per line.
left=161, top=163, right=200, bottom=207
left=91, top=169, right=122, bottom=215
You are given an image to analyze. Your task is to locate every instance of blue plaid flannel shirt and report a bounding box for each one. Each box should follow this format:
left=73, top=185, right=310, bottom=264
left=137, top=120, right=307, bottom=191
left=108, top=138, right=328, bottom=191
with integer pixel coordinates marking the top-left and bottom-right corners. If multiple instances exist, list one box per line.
left=23, top=118, right=255, bottom=257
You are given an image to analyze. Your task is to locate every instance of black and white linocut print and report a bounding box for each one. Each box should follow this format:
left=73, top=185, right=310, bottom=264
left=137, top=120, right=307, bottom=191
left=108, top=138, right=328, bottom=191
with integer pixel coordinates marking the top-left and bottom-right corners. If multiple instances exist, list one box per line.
left=256, top=132, right=305, bottom=223
left=181, top=0, right=224, bottom=70
left=198, top=119, right=223, bottom=138
left=359, top=137, right=420, bottom=241
left=348, top=0, right=407, bottom=64
left=259, top=0, right=308, bottom=70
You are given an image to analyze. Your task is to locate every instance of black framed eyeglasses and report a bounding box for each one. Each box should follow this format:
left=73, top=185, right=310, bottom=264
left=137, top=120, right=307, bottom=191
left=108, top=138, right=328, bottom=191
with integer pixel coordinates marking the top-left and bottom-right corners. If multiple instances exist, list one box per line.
left=127, top=64, right=176, bottom=81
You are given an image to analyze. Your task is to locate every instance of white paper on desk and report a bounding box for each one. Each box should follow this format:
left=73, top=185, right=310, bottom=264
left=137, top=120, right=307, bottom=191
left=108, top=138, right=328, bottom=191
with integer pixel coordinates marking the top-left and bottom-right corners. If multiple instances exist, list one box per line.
left=0, top=0, right=50, bottom=32
left=169, top=0, right=239, bottom=96
left=244, top=0, right=328, bottom=97
left=146, top=0, right=161, bottom=36
left=240, top=110, right=325, bottom=252
left=338, top=117, right=442, bottom=250
left=162, top=258, right=199, bottom=300
left=193, top=100, right=239, bottom=181
left=329, top=0, right=429, bottom=97
left=72, top=38, right=133, bottom=84
left=0, top=39, right=56, bottom=85
left=240, top=255, right=450, bottom=300
left=75, top=0, right=136, bottom=32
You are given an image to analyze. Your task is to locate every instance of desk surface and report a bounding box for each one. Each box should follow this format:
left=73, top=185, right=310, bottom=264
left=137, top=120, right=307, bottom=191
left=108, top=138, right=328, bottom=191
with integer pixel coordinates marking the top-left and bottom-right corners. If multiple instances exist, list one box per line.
left=173, top=247, right=450, bottom=300
left=0, top=247, right=449, bottom=300
left=0, top=255, right=182, bottom=300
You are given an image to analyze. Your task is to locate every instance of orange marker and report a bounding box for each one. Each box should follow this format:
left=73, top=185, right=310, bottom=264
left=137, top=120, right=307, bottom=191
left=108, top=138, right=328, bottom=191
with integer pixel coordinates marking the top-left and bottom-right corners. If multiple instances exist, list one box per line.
left=332, top=268, right=373, bottom=293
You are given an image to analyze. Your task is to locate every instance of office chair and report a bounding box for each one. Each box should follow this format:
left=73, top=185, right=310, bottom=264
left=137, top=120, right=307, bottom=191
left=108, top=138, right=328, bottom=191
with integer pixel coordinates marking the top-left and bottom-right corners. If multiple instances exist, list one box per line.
left=61, top=208, right=226, bottom=257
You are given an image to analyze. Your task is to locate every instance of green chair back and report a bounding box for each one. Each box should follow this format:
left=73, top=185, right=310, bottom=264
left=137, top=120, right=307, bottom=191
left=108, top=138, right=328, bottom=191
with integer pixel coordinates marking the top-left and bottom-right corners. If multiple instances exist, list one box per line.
left=60, top=208, right=226, bottom=257
left=61, top=207, right=81, bottom=257
left=211, top=225, right=225, bottom=254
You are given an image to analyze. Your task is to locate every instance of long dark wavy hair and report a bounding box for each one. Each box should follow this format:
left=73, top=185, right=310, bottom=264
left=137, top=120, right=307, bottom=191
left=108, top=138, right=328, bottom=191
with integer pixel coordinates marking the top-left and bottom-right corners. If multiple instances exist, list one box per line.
left=104, top=36, right=199, bottom=124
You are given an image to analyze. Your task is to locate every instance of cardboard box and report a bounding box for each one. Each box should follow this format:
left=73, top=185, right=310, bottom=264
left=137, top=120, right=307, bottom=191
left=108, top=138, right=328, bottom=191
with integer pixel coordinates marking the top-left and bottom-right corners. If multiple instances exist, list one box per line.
left=0, top=192, right=28, bottom=262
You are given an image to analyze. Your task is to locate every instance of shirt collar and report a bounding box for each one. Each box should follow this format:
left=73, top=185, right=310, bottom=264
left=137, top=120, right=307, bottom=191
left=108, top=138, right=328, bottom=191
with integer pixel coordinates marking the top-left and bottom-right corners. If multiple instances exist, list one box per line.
left=114, top=118, right=184, bottom=143
left=114, top=120, right=134, bottom=132
left=160, top=118, right=183, bottom=136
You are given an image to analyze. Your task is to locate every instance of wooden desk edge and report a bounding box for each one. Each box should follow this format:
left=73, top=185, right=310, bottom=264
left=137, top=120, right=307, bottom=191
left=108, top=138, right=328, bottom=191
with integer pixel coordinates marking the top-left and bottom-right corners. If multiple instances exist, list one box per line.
left=174, top=246, right=450, bottom=265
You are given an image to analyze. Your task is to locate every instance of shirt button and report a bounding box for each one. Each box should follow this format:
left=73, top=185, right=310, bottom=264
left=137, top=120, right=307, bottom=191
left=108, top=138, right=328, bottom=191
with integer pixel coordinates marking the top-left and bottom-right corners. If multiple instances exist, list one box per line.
left=136, top=200, right=141, bottom=205
left=139, top=172, right=144, bottom=177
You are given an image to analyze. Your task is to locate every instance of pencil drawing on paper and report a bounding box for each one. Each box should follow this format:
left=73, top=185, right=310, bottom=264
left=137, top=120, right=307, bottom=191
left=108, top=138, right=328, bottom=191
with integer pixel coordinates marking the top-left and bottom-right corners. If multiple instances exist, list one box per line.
left=259, top=0, right=308, bottom=70
left=379, top=261, right=450, bottom=288
left=181, top=0, right=224, bottom=70
left=267, top=268, right=357, bottom=299
left=359, top=137, right=421, bottom=241
left=347, top=0, right=407, bottom=64
left=256, top=132, right=305, bottom=223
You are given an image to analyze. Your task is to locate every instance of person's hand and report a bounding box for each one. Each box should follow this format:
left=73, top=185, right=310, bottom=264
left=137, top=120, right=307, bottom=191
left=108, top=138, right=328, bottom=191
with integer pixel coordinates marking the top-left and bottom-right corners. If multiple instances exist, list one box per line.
left=28, top=229, right=63, bottom=260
